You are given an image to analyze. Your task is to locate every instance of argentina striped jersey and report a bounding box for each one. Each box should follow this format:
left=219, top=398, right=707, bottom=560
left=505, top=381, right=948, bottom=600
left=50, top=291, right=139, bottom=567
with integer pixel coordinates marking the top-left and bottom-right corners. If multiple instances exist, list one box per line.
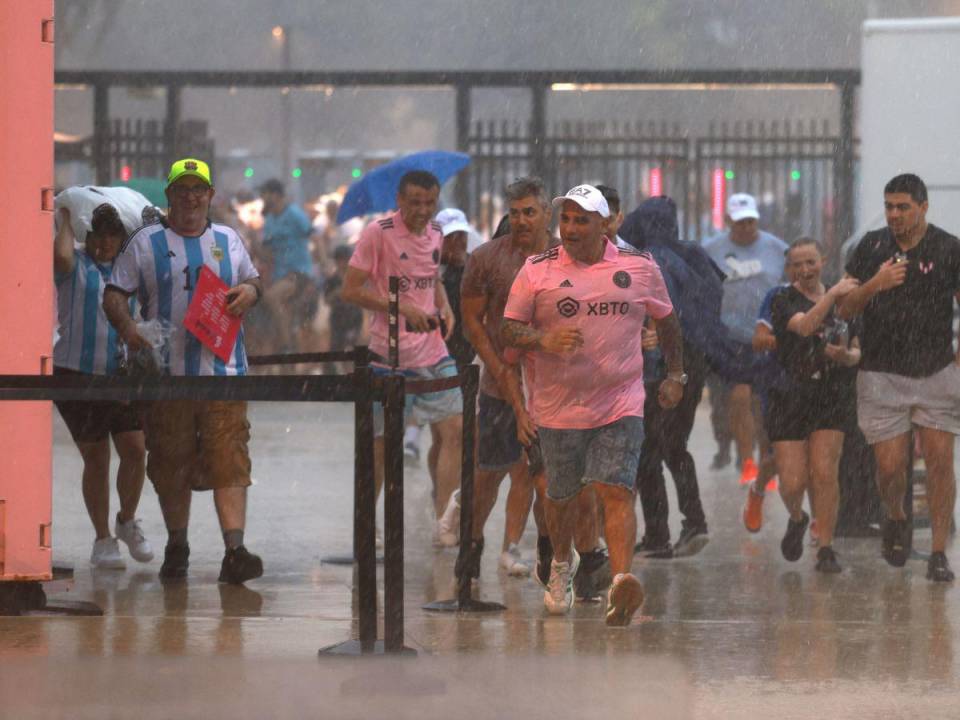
left=108, top=221, right=258, bottom=376
left=54, top=250, right=131, bottom=374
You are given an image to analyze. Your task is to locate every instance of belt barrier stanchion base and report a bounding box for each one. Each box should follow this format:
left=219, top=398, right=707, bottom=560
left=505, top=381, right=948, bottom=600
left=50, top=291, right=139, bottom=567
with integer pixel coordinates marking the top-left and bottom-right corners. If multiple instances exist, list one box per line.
left=424, top=364, right=506, bottom=614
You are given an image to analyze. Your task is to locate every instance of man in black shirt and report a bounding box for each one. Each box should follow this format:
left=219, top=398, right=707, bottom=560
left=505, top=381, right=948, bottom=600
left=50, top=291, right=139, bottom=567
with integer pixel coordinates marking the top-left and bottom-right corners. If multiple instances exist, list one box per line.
left=840, top=174, right=960, bottom=582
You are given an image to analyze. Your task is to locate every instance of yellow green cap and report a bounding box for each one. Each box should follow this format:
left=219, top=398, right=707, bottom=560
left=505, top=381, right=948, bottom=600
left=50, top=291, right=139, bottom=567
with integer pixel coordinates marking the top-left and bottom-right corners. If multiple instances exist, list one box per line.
left=167, top=158, right=212, bottom=188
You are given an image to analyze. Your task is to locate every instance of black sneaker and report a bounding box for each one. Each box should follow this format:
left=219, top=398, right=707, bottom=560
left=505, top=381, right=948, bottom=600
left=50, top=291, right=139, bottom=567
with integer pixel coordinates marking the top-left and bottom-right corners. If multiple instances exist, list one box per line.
left=882, top=518, right=911, bottom=568
left=815, top=545, right=842, bottom=573
left=218, top=545, right=263, bottom=585
left=673, top=522, right=709, bottom=558
left=781, top=511, right=809, bottom=562
left=574, top=547, right=612, bottom=601
left=535, top=535, right=553, bottom=587
left=634, top=535, right=673, bottom=559
left=455, top=537, right=484, bottom=583
left=927, top=552, right=955, bottom=582
left=159, top=543, right=190, bottom=579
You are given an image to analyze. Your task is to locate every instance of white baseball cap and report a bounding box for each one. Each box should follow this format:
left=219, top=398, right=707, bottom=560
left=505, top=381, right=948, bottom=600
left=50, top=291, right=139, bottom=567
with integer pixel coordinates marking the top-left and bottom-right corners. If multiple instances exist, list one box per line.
left=726, top=193, right=759, bottom=222
left=436, top=208, right=471, bottom=237
left=552, top=184, right=610, bottom=218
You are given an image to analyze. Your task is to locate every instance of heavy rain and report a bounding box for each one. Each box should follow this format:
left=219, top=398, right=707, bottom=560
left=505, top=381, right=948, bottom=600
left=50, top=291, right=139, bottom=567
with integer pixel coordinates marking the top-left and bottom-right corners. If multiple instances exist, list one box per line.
left=2, top=1, right=960, bottom=718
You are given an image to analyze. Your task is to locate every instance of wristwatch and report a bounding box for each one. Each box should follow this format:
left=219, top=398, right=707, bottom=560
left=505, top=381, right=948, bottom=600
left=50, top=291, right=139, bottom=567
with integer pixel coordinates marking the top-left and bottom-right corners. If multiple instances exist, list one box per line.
left=666, top=372, right=688, bottom=386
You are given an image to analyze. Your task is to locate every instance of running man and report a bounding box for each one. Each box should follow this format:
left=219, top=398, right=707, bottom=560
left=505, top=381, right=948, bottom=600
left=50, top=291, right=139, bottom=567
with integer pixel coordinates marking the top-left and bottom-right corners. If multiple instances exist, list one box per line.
left=341, top=170, right=462, bottom=545
left=839, top=173, right=960, bottom=582
left=501, top=184, right=684, bottom=625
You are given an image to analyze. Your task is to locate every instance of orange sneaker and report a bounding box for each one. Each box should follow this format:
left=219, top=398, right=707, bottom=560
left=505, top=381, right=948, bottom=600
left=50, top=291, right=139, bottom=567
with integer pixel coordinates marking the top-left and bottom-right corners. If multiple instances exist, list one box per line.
left=742, top=485, right=764, bottom=533
left=605, top=573, right=645, bottom=627
left=739, top=457, right=759, bottom=486
left=765, top=475, right=779, bottom=492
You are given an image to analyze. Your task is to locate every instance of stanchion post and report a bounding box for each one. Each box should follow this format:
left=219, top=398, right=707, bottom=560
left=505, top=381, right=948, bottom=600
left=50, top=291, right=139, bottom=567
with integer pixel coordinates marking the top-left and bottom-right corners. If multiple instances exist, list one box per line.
left=422, top=364, right=505, bottom=614
left=382, top=373, right=413, bottom=654
left=353, top=359, right=377, bottom=651
left=388, top=276, right=400, bottom=369
left=457, top=365, right=479, bottom=605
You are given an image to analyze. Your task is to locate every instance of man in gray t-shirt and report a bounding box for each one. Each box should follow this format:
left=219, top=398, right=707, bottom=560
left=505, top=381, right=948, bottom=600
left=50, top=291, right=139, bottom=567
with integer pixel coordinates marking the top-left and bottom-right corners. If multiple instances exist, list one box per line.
left=703, top=193, right=787, bottom=486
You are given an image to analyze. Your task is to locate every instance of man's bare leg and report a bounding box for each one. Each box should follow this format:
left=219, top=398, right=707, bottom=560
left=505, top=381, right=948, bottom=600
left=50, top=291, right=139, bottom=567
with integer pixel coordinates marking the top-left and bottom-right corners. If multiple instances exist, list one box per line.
left=431, top=414, right=463, bottom=519
left=503, top=460, right=534, bottom=549
left=214, top=486, right=247, bottom=533
left=729, top=383, right=755, bottom=467
left=473, top=467, right=509, bottom=542
left=594, top=483, right=644, bottom=626
left=918, top=427, right=957, bottom=553
left=872, top=432, right=911, bottom=521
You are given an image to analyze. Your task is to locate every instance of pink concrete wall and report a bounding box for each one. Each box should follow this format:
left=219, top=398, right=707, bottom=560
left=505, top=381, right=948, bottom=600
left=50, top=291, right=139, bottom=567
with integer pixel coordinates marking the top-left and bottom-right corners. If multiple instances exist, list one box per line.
left=0, top=1, right=55, bottom=580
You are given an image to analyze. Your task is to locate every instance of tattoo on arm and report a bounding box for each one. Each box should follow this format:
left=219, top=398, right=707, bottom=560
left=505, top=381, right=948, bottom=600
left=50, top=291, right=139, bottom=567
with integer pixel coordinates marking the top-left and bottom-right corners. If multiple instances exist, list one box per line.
left=500, top=318, right=542, bottom=350
left=654, top=312, right=684, bottom=374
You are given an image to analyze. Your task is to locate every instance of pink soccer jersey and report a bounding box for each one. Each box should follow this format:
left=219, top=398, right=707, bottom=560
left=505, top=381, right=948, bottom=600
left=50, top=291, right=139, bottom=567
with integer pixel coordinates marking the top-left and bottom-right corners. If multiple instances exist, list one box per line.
left=349, top=210, right=449, bottom=368
left=503, top=240, right=673, bottom=429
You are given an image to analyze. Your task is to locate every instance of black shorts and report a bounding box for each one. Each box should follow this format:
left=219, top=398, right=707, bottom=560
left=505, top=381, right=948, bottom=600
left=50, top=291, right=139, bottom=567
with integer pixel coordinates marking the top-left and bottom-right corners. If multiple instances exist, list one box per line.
left=765, top=382, right=856, bottom=443
left=478, top=392, right=523, bottom=471
left=53, top=366, right=143, bottom=443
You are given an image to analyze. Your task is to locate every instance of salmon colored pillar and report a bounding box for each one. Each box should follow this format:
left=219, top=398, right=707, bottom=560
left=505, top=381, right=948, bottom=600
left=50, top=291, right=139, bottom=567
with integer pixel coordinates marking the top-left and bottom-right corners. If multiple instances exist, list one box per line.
left=0, top=1, right=55, bottom=581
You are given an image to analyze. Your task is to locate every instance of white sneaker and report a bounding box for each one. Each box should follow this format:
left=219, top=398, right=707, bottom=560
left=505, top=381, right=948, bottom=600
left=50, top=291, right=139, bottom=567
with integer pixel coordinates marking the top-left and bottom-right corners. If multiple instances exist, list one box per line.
left=499, top=544, right=531, bottom=577
left=435, top=490, right=460, bottom=548
left=544, top=548, right=580, bottom=615
left=90, top=537, right=126, bottom=569
left=115, top=516, right=154, bottom=563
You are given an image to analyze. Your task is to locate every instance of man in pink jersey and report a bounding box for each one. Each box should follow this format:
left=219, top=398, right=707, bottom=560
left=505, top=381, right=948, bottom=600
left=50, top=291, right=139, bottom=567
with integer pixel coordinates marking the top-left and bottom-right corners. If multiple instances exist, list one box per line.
left=342, top=171, right=462, bottom=543
left=501, top=184, right=685, bottom=625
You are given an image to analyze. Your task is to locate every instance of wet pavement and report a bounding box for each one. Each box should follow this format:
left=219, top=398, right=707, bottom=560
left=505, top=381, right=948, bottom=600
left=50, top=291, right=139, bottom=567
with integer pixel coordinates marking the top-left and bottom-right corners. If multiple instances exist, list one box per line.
left=1, top=401, right=958, bottom=719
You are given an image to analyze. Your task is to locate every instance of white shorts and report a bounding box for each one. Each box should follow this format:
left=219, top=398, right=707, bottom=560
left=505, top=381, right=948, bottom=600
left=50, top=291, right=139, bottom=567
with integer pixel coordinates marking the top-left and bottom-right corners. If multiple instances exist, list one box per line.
left=857, top=364, right=960, bottom=445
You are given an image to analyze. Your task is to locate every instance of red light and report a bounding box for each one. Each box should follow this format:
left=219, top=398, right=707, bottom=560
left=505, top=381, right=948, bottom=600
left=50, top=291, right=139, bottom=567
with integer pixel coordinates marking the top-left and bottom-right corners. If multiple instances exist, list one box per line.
left=120, top=165, right=132, bottom=182
left=712, top=169, right=726, bottom=230
left=649, top=168, right=662, bottom=197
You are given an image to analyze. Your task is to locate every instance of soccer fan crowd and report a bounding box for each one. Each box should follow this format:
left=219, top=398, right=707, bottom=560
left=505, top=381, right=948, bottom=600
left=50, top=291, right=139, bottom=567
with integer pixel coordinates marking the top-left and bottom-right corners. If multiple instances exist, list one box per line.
left=52, top=158, right=960, bottom=628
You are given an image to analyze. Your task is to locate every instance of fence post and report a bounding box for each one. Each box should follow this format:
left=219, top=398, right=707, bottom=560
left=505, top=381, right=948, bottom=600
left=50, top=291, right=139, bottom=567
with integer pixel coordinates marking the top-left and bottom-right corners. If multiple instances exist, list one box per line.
left=352, top=352, right=378, bottom=651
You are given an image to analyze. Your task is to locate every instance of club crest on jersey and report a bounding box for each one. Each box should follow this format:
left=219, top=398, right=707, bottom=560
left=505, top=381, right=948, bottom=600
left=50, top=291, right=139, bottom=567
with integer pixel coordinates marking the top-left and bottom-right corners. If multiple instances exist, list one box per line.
left=556, top=296, right=580, bottom=318
left=210, top=244, right=224, bottom=262
left=398, top=275, right=411, bottom=292
left=613, top=271, right=631, bottom=288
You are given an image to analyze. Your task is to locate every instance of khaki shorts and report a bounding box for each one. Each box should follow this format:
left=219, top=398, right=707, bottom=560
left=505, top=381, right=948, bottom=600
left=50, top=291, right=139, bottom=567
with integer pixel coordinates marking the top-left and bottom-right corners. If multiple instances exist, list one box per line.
left=145, top=400, right=252, bottom=493
left=857, top=364, right=960, bottom=445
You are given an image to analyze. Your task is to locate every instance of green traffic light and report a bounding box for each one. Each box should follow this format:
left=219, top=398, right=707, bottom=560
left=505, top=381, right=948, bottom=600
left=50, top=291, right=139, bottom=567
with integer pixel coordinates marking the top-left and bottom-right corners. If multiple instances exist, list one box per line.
left=244, top=167, right=254, bottom=179
left=790, top=170, right=801, bottom=181
left=291, top=167, right=302, bottom=178
left=351, top=168, right=363, bottom=179
left=724, top=170, right=735, bottom=180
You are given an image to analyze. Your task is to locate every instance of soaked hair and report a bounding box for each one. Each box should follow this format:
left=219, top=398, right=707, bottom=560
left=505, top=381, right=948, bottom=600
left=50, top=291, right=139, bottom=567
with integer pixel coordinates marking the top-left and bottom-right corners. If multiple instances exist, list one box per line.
left=595, top=185, right=620, bottom=215
left=884, top=173, right=927, bottom=204
left=504, top=176, right=548, bottom=208
left=90, top=203, right=125, bottom=239
left=398, top=170, right=440, bottom=195
left=786, top=236, right=822, bottom=259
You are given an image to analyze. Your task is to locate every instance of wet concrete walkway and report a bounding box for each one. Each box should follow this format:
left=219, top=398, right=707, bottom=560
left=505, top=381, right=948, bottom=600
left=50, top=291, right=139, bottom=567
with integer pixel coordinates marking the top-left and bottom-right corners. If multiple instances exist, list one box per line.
left=1, top=402, right=957, bottom=719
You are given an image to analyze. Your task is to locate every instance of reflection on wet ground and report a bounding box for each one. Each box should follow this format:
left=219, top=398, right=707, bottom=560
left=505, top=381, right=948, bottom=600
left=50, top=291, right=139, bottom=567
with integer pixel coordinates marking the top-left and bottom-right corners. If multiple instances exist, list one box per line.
left=0, top=403, right=957, bottom=718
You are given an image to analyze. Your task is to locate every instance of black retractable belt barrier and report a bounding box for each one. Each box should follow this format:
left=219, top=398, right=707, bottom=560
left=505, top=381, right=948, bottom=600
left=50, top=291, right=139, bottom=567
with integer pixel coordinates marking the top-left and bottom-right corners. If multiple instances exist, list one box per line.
left=423, top=364, right=506, bottom=614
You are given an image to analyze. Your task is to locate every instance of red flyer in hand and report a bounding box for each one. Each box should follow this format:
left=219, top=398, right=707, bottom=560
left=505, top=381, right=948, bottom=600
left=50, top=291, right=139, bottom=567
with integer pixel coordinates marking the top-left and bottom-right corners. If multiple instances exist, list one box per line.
left=183, top=265, right=241, bottom=362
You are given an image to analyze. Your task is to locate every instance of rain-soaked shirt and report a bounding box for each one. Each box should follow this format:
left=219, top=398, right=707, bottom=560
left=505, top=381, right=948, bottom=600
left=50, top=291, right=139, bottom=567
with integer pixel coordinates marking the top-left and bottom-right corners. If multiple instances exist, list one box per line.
left=350, top=210, right=448, bottom=369
left=460, top=232, right=558, bottom=399
left=704, top=230, right=787, bottom=344
left=503, top=239, right=674, bottom=430
left=845, top=224, right=960, bottom=377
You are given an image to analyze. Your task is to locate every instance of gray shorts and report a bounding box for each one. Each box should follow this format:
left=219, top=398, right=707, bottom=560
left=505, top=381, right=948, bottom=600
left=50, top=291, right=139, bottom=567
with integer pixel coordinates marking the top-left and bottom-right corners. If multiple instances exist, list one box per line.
left=372, top=357, right=463, bottom=437
left=857, top=364, right=960, bottom=445
left=537, top=415, right=644, bottom=501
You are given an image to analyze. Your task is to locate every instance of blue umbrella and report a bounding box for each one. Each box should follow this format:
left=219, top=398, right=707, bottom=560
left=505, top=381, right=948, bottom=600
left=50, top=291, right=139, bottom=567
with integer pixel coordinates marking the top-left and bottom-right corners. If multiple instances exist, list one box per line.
left=336, top=150, right=471, bottom=224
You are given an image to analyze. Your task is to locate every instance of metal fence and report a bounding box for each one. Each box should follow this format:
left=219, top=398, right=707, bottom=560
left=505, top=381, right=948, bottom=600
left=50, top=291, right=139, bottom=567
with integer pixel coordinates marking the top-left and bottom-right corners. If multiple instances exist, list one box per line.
left=464, top=117, right=851, bottom=250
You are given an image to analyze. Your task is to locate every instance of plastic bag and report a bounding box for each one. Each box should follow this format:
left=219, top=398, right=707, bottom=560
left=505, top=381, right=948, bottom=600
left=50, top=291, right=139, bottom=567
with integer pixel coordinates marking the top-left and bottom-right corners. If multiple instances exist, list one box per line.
left=54, top=186, right=158, bottom=246
left=118, top=319, right=174, bottom=378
